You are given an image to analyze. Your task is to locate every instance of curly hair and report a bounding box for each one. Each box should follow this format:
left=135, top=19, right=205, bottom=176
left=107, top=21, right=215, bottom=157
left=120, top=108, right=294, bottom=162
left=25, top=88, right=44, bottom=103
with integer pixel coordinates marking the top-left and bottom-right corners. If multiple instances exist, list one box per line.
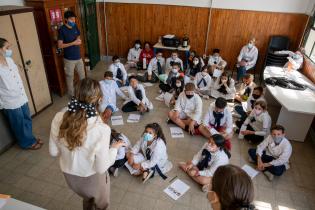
left=58, top=78, right=102, bottom=151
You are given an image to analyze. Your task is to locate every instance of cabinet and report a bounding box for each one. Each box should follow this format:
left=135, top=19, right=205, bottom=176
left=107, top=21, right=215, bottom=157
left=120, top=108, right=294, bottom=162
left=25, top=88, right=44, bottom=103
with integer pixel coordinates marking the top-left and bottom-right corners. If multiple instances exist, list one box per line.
left=0, top=6, right=52, bottom=116
left=25, top=0, right=86, bottom=96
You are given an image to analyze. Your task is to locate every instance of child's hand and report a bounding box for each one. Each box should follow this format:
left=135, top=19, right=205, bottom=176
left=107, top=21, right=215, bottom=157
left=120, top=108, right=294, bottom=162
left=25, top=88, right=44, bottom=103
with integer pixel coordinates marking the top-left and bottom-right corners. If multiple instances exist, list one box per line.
left=132, top=163, right=141, bottom=170
left=111, top=140, right=126, bottom=149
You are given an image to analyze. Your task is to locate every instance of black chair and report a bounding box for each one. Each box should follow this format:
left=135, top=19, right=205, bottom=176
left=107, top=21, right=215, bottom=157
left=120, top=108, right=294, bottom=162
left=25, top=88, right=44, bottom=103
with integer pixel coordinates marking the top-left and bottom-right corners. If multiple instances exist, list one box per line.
left=268, top=36, right=290, bottom=52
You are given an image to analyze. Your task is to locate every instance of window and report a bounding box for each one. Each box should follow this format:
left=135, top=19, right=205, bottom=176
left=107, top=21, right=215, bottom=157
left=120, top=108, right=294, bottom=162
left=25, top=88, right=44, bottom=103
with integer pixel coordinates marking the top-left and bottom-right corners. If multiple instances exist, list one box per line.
left=303, top=14, right=315, bottom=62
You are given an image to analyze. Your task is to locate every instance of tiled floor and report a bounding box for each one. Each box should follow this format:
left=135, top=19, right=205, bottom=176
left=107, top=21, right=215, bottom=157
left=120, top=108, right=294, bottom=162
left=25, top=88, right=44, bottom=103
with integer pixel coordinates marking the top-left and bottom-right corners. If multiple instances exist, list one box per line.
left=1, top=61, right=315, bottom=210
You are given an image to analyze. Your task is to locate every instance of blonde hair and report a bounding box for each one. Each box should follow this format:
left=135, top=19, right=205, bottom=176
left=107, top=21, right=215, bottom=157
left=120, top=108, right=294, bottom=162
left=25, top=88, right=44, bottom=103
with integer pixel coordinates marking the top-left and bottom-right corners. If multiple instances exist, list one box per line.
left=58, top=78, right=102, bottom=151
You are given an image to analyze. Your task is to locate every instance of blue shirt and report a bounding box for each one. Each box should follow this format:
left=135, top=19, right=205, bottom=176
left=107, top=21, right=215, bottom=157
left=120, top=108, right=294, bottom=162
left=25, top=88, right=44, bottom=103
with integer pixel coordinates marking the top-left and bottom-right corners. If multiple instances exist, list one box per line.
left=58, top=24, right=81, bottom=60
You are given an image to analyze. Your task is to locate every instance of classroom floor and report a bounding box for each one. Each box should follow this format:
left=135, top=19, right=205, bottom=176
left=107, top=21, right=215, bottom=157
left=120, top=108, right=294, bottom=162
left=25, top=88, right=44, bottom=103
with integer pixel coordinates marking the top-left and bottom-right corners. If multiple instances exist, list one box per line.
left=0, top=61, right=315, bottom=210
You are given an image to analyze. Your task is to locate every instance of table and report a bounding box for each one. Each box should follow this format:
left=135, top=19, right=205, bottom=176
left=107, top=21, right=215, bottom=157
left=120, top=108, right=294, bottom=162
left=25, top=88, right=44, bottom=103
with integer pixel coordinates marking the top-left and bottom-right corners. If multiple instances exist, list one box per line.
left=153, top=43, right=191, bottom=66
left=263, top=66, right=315, bottom=142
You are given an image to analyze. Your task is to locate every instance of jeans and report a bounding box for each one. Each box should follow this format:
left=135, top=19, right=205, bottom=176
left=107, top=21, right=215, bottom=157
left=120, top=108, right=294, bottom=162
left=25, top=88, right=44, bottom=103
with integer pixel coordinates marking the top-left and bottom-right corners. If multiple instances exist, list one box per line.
left=234, top=105, right=247, bottom=122
left=248, top=148, right=286, bottom=176
left=237, top=66, right=246, bottom=81
left=3, top=103, right=36, bottom=148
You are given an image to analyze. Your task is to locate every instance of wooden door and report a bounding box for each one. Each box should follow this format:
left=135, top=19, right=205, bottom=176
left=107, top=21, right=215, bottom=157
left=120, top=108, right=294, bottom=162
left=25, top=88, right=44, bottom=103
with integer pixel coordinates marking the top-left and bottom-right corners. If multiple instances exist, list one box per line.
left=0, top=15, right=36, bottom=115
left=12, top=12, right=52, bottom=112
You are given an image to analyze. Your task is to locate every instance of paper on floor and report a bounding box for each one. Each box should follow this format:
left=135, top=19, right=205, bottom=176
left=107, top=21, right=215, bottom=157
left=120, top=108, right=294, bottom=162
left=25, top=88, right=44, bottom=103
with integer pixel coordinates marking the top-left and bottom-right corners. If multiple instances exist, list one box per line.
left=164, top=179, right=190, bottom=200
left=170, top=127, right=184, bottom=138
left=127, top=114, right=141, bottom=123
left=242, top=164, right=259, bottom=179
left=111, top=115, right=124, bottom=126
left=143, top=82, right=154, bottom=87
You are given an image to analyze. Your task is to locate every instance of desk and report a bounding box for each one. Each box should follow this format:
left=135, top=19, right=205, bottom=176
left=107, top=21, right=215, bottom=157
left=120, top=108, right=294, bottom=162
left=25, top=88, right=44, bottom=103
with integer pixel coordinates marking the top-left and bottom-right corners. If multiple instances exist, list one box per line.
left=264, top=66, right=315, bottom=142
left=153, top=43, right=191, bottom=66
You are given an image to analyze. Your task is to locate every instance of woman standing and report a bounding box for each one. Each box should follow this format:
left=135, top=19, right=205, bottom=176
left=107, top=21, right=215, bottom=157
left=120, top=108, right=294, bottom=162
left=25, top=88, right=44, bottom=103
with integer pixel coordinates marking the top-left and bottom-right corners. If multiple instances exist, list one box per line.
left=49, top=78, right=125, bottom=210
left=0, top=38, right=42, bottom=150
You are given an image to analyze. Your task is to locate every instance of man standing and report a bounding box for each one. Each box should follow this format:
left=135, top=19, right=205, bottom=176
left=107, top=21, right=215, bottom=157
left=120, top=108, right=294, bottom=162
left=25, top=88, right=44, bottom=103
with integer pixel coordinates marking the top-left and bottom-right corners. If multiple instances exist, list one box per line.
left=58, top=10, right=85, bottom=96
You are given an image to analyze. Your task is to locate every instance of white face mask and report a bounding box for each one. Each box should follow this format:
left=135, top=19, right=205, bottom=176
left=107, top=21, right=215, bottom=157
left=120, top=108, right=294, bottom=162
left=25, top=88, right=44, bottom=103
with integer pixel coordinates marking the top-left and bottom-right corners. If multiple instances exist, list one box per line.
left=201, top=72, right=208, bottom=77
left=172, top=55, right=177, bottom=60
left=176, top=82, right=181, bottom=87
left=254, top=108, right=262, bottom=115
left=248, top=43, right=253, bottom=49
left=172, top=68, right=178, bottom=73
left=135, top=44, right=140, bottom=49
left=193, top=60, right=199, bottom=65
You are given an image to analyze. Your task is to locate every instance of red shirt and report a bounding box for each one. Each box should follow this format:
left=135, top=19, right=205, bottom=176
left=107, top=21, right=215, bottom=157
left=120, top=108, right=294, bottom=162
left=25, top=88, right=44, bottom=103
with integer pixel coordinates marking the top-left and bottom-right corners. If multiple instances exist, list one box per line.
left=139, top=49, right=154, bottom=64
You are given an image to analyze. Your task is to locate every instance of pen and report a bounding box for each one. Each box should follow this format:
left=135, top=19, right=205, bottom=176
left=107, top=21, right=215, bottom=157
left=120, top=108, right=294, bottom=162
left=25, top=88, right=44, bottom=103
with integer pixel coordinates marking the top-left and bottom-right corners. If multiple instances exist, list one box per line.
left=169, top=175, right=178, bottom=183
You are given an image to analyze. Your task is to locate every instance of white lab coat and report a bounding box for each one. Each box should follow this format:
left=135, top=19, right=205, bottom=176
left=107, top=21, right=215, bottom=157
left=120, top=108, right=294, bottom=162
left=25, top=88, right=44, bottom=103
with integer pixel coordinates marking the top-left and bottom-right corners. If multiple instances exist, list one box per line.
left=208, top=55, right=227, bottom=69
left=174, top=92, right=203, bottom=122
left=127, top=47, right=141, bottom=62
left=241, top=110, right=271, bottom=138
left=191, top=143, right=229, bottom=177
left=99, top=80, right=128, bottom=112
left=109, top=62, right=128, bottom=82
left=237, top=45, right=258, bottom=70
left=127, top=84, right=153, bottom=110
left=165, top=57, right=184, bottom=71
left=238, top=81, right=256, bottom=97
left=194, top=72, right=212, bottom=91
left=147, top=57, right=166, bottom=76
left=112, top=134, right=131, bottom=160
left=211, top=78, right=236, bottom=100
left=244, top=95, right=266, bottom=112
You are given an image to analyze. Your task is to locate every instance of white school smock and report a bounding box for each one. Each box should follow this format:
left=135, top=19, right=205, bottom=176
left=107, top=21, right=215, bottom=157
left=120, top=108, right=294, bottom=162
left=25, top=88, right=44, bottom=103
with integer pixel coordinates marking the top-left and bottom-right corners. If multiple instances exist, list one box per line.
left=99, top=79, right=128, bottom=112
left=245, top=95, right=266, bottom=112
left=127, top=47, right=141, bottom=62
left=0, top=57, right=28, bottom=109
left=208, top=55, right=227, bottom=69
left=211, top=78, right=236, bottom=100
left=256, top=135, right=292, bottom=169
left=242, top=110, right=271, bottom=137
left=131, top=137, right=172, bottom=173
left=147, top=57, right=166, bottom=76
left=113, top=133, right=131, bottom=160
left=109, top=62, right=127, bottom=82
left=127, top=84, right=153, bottom=110
left=237, top=45, right=258, bottom=70
left=194, top=72, right=212, bottom=91
left=238, top=81, right=256, bottom=97
left=49, top=110, right=117, bottom=177
left=202, top=102, right=233, bottom=134
left=174, top=92, right=203, bottom=122
left=192, top=142, right=229, bottom=177
left=165, top=57, right=184, bottom=71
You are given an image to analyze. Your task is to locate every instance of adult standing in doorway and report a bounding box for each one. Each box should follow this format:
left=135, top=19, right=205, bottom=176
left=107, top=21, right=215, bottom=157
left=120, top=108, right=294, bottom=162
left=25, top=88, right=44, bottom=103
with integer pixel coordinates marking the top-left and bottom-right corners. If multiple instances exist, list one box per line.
left=58, top=10, right=85, bottom=97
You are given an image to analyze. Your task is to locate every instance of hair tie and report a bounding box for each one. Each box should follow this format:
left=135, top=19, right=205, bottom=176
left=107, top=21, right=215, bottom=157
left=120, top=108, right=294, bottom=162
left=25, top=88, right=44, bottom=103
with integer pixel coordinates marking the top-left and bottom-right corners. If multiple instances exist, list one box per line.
left=67, top=97, right=97, bottom=119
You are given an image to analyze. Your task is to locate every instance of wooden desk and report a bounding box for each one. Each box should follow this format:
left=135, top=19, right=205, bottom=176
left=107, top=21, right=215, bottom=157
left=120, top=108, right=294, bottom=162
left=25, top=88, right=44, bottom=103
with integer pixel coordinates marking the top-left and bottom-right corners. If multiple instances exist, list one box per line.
left=264, top=66, right=315, bottom=142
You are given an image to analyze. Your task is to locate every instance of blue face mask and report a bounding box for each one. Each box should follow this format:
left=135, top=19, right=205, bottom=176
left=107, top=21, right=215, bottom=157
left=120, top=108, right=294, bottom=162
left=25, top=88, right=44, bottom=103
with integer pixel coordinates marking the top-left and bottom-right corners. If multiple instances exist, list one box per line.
left=67, top=20, right=76, bottom=27
left=104, top=79, right=111, bottom=84
left=4, top=49, right=12, bottom=57
left=143, top=133, right=154, bottom=142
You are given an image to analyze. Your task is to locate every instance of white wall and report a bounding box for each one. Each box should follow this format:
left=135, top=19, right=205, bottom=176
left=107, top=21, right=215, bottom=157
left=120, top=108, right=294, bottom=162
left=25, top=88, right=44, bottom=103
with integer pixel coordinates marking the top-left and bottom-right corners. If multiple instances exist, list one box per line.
left=0, top=0, right=24, bottom=6
left=98, top=0, right=313, bottom=14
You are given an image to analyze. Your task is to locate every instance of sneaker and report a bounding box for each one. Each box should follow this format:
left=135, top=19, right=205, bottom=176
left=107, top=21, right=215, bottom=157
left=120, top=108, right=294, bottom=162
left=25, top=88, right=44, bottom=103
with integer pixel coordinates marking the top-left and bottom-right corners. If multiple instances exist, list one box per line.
left=113, top=168, right=119, bottom=177
left=155, top=93, right=165, bottom=101
left=202, top=184, right=210, bottom=193
left=142, top=170, right=154, bottom=184
left=263, top=171, right=274, bottom=181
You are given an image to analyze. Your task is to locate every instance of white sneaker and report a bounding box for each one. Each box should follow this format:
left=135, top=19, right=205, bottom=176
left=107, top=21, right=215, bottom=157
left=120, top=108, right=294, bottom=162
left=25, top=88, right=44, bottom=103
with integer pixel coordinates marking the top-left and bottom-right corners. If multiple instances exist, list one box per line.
left=155, top=93, right=165, bottom=101
left=263, top=171, right=274, bottom=181
left=113, top=168, right=119, bottom=177
left=142, top=170, right=154, bottom=184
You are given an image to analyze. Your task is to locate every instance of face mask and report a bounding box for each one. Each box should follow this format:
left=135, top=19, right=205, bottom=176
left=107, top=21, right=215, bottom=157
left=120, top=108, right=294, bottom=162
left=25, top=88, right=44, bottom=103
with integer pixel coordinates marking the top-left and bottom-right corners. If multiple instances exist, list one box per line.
left=172, top=68, right=178, bottom=73
left=4, top=49, right=12, bottom=57
left=252, top=94, right=260, bottom=99
left=176, top=82, right=181, bottom=87
left=115, top=60, right=120, bottom=65
left=67, top=20, right=76, bottom=27
left=201, top=72, right=207, bottom=77
left=254, top=108, right=262, bottom=115
left=248, top=43, right=253, bottom=49
left=221, top=79, right=227, bottom=83
left=172, top=56, right=177, bottom=60
left=186, top=94, right=194, bottom=99
left=143, top=133, right=154, bottom=142
left=135, top=44, right=140, bottom=49
left=273, top=136, right=283, bottom=144
left=157, top=56, right=162, bottom=61
left=193, top=60, right=199, bottom=65
left=292, top=54, right=299, bottom=59
left=104, top=79, right=111, bottom=84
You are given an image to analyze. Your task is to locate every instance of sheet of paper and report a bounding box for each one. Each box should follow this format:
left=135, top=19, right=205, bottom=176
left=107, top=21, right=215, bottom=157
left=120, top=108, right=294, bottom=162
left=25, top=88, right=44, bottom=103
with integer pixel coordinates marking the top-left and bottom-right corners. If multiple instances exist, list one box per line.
left=241, top=101, right=248, bottom=112
left=210, top=127, right=219, bottom=135
left=127, top=114, right=141, bottom=123
left=242, top=164, right=259, bottom=179
left=164, top=179, right=190, bottom=200
left=170, top=127, right=184, bottom=138
left=111, top=116, right=124, bottom=126
left=163, top=34, right=175, bottom=39
left=213, top=69, right=222, bottom=78
left=143, top=82, right=154, bottom=87
left=137, top=73, right=144, bottom=77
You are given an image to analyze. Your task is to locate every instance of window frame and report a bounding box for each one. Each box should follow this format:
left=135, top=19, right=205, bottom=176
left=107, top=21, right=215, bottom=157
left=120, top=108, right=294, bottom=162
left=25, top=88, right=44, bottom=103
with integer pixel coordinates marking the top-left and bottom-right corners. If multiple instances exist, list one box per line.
left=302, top=12, right=315, bottom=63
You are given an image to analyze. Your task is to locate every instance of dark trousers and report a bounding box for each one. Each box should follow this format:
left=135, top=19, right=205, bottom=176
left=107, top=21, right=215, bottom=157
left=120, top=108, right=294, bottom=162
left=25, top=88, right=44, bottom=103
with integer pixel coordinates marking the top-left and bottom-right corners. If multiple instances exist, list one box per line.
left=111, top=157, right=127, bottom=169
left=159, top=83, right=172, bottom=93
left=122, top=101, right=138, bottom=112
left=237, top=66, right=246, bottom=81
left=235, top=121, right=264, bottom=143
left=248, top=148, right=286, bottom=176
left=3, top=103, right=36, bottom=148
left=234, top=105, right=248, bottom=122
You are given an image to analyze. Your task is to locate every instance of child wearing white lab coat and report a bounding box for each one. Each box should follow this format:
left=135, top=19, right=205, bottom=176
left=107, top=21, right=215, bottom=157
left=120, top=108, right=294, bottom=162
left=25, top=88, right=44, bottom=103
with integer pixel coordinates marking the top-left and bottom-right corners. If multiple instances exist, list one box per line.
left=125, top=40, right=142, bottom=70
left=211, top=72, right=236, bottom=101
left=122, top=76, right=153, bottom=114
left=99, top=71, right=128, bottom=123
left=234, top=74, right=256, bottom=103
left=207, top=48, right=227, bottom=76
left=184, top=56, right=203, bottom=84
left=168, top=83, right=203, bottom=135
left=165, top=51, right=184, bottom=71
left=195, top=66, right=212, bottom=98
left=109, top=55, right=128, bottom=87
left=125, top=123, right=172, bottom=183
left=179, top=134, right=230, bottom=192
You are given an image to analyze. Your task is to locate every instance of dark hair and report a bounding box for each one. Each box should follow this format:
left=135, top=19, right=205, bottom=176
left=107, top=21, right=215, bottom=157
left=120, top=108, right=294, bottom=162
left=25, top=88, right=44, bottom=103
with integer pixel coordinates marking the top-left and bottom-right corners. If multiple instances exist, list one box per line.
left=215, top=97, right=227, bottom=109
left=253, top=86, right=263, bottom=93
left=64, top=11, right=76, bottom=19
left=110, top=129, right=121, bottom=144
left=254, top=100, right=267, bottom=110
left=185, top=82, right=195, bottom=91
left=0, top=38, right=8, bottom=48
left=219, top=72, right=231, bottom=87
left=144, top=123, right=166, bottom=144
left=172, top=62, right=181, bottom=68
left=212, top=134, right=231, bottom=158
left=112, top=55, right=119, bottom=62
left=213, top=48, right=220, bottom=54
left=172, top=50, right=179, bottom=55
left=135, top=39, right=141, bottom=45
left=201, top=65, right=208, bottom=72
left=104, top=71, right=113, bottom=78
left=156, top=50, right=163, bottom=55
left=212, top=164, right=255, bottom=210
left=271, top=124, right=285, bottom=133
left=128, top=75, right=138, bottom=82
left=243, top=74, right=251, bottom=80
left=190, top=56, right=202, bottom=70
